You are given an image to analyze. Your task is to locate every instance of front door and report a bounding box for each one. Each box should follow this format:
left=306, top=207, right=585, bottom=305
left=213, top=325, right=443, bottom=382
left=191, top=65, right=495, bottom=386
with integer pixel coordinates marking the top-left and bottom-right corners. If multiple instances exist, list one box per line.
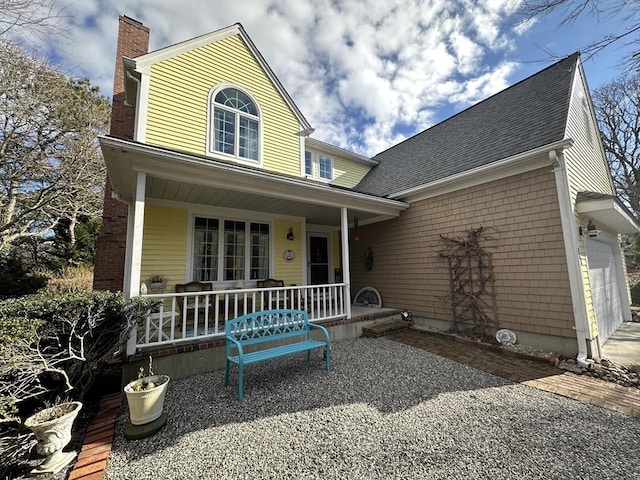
left=308, top=234, right=330, bottom=284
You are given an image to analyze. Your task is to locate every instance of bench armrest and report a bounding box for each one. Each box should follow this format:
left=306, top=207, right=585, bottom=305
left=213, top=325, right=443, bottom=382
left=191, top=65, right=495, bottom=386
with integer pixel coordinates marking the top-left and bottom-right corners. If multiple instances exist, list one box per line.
left=308, top=322, right=330, bottom=344
left=226, top=335, right=244, bottom=358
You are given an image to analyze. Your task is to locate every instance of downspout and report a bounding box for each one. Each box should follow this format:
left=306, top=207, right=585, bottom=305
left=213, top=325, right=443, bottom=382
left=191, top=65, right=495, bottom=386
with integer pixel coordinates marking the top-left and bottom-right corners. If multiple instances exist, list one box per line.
left=125, top=70, right=142, bottom=141
left=550, top=149, right=592, bottom=367
left=125, top=69, right=140, bottom=105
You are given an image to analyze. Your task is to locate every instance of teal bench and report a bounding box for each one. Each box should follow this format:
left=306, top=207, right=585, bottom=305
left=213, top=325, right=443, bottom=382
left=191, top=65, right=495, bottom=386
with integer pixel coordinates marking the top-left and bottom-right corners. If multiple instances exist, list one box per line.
left=225, top=309, right=331, bottom=401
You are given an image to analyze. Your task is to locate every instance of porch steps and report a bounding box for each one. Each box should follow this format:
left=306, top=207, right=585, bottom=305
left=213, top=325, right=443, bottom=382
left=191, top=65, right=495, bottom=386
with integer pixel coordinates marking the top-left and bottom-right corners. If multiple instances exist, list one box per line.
left=362, top=315, right=412, bottom=338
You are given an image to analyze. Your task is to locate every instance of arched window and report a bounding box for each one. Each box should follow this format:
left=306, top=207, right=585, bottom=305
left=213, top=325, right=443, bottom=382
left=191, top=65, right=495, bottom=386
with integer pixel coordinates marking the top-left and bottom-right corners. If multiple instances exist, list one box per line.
left=211, top=87, right=260, bottom=161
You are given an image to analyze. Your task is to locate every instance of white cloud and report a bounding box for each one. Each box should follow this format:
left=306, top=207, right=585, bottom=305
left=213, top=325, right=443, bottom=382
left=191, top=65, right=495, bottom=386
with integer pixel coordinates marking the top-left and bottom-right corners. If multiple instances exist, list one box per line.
left=27, top=0, right=534, bottom=156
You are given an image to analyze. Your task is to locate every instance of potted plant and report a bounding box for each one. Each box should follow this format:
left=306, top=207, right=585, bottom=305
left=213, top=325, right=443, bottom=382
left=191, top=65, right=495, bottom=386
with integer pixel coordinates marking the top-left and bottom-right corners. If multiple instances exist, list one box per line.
left=147, top=274, right=168, bottom=292
left=24, top=401, right=82, bottom=474
left=124, top=356, right=170, bottom=426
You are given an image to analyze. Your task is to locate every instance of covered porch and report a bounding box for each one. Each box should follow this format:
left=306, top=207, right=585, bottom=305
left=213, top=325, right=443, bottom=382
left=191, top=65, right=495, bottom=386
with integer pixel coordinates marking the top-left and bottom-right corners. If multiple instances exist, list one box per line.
left=135, top=283, right=346, bottom=350
left=99, top=137, right=408, bottom=354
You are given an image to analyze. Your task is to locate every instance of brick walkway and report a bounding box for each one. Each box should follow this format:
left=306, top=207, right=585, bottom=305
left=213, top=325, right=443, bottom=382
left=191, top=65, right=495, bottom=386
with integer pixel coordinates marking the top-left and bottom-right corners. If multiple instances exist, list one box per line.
left=69, top=393, right=123, bottom=480
left=388, top=328, right=640, bottom=417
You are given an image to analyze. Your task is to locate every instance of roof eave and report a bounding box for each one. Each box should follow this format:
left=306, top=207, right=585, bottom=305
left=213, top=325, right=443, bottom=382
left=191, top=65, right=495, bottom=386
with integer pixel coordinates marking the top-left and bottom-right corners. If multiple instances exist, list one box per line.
left=576, top=196, right=640, bottom=234
left=99, top=136, right=407, bottom=216
left=306, top=138, right=378, bottom=166
left=388, top=138, right=574, bottom=202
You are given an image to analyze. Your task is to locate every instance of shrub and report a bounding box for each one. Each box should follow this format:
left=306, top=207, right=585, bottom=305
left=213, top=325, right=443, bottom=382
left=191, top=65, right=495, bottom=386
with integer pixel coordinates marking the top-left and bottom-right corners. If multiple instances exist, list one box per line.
left=0, top=290, right=155, bottom=476
left=0, top=255, right=47, bottom=299
left=0, top=291, right=155, bottom=418
left=631, top=282, right=640, bottom=306
left=40, top=264, right=94, bottom=293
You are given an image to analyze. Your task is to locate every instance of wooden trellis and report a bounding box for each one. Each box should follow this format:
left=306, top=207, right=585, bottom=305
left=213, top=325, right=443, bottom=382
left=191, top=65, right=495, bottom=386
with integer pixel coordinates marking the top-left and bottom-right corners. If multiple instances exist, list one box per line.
left=439, top=227, right=498, bottom=338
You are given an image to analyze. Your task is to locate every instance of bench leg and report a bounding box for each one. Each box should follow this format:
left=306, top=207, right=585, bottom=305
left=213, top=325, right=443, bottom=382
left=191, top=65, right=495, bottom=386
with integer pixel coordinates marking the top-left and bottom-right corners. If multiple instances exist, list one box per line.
left=306, top=349, right=311, bottom=364
left=225, top=359, right=230, bottom=386
left=238, top=363, right=244, bottom=402
left=325, top=345, right=331, bottom=372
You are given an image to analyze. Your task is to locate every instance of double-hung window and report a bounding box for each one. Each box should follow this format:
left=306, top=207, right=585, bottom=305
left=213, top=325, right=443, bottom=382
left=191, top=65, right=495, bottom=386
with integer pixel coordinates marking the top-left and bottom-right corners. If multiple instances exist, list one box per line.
left=193, top=217, right=270, bottom=282
left=304, top=150, right=333, bottom=181
left=211, top=87, right=259, bottom=161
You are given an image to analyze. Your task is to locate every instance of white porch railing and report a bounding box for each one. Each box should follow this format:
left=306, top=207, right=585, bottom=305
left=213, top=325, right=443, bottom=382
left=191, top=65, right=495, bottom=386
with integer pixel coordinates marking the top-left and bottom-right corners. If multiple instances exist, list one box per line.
left=132, top=283, right=347, bottom=351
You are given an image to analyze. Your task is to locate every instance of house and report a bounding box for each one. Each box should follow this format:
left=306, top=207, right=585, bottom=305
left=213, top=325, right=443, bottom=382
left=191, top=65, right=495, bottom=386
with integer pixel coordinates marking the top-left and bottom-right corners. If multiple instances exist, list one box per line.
left=94, top=16, right=639, bottom=373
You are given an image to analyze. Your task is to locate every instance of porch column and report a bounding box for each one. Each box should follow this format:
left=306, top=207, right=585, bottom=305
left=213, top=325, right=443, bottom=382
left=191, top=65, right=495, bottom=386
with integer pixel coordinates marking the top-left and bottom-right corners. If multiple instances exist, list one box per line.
left=340, top=207, right=352, bottom=319
left=126, top=171, right=146, bottom=355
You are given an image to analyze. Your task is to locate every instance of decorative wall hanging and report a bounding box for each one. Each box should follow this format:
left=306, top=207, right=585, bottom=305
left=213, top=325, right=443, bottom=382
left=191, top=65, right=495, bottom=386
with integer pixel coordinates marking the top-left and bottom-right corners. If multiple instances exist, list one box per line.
left=353, top=286, right=382, bottom=308
left=283, top=249, right=295, bottom=262
left=364, top=246, right=374, bottom=270
left=354, top=215, right=359, bottom=241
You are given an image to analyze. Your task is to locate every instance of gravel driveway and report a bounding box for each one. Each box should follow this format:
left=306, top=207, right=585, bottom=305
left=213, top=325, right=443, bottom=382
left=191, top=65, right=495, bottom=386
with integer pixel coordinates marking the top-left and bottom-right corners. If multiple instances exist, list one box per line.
left=106, top=337, right=640, bottom=479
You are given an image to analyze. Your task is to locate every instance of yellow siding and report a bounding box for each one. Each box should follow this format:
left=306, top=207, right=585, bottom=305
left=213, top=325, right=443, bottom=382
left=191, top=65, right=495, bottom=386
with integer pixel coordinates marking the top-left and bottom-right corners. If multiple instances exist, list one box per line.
left=273, top=219, right=303, bottom=285
left=565, top=68, right=617, bottom=341
left=141, top=205, right=189, bottom=291
left=332, top=158, right=372, bottom=188
left=145, top=34, right=301, bottom=175
left=564, top=69, right=613, bottom=200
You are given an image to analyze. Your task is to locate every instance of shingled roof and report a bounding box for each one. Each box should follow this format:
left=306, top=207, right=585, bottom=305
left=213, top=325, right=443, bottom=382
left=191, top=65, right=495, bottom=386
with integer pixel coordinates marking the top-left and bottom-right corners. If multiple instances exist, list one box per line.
left=355, top=53, right=580, bottom=197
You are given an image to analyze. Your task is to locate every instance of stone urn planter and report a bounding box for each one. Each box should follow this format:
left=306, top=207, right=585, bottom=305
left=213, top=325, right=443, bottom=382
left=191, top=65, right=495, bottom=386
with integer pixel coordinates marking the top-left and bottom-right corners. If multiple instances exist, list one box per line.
left=24, top=401, right=82, bottom=474
left=124, top=374, right=170, bottom=426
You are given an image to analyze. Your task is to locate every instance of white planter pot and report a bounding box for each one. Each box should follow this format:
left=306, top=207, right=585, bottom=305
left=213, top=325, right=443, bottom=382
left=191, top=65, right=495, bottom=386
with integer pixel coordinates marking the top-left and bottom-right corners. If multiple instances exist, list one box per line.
left=124, top=375, right=170, bottom=425
left=24, top=401, right=82, bottom=474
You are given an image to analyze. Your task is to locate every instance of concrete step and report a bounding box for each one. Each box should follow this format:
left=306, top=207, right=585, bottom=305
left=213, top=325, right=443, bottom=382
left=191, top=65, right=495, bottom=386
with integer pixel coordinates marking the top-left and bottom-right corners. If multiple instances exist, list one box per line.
left=362, top=316, right=413, bottom=338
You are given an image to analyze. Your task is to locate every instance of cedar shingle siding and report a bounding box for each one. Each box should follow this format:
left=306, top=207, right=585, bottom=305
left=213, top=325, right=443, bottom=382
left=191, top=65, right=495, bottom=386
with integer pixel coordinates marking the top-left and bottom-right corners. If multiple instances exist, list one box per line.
left=351, top=166, right=575, bottom=344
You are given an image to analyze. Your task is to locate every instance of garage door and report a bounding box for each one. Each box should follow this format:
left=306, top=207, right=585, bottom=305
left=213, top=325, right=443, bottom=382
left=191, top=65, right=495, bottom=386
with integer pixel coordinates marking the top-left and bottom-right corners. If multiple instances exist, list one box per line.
left=586, top=240, right=624, bottom=343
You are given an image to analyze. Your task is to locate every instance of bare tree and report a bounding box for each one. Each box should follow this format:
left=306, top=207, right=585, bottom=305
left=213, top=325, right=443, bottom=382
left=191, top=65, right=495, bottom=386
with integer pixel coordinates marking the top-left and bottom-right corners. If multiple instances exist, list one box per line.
left=592, top=73, right=640, bottom=217
left=0, top=0, right=66, bottom=40
left=55, top=79, right=110, bottom=249
left=0, top=40, right=110, bottom=254
left=516, top=0, right=640, bottom=73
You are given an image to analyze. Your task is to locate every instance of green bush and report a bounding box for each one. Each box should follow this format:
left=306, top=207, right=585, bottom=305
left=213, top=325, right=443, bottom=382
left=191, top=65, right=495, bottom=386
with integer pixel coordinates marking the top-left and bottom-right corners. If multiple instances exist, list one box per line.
left=0, top=255, right=47, bottom=298
left=0, top=291, right=156, bottom=418
left=1, top=291, right=156, bottom=475
left=631, top=282, right=640, bottom=306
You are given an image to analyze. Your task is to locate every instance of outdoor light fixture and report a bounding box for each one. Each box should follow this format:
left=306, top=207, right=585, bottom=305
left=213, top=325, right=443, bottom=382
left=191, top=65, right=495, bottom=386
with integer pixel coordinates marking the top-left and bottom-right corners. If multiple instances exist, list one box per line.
left=579, top=219, right=600, bottom=238
left=286, top=227, right=295, bottom=241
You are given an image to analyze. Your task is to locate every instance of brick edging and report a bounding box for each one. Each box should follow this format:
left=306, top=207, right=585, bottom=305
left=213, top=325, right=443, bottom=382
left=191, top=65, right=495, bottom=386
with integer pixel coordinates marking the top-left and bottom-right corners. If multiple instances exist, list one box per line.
left=412, top=327, right=562, bottom=366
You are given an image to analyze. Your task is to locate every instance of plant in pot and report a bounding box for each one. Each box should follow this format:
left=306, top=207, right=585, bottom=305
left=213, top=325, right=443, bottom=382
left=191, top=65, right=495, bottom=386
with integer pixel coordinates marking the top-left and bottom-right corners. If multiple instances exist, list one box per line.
left=123, top=355, right=170, bottom=439
left=24, top=401, right=83, bottom=474
left=147, top=274, right=168, bottom=292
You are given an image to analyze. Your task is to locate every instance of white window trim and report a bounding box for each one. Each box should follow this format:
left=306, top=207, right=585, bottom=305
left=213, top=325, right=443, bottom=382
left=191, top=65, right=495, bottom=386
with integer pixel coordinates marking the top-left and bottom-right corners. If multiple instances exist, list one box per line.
left=303, top=149, right=333, bottom=182
left=206, top=83, right=264, bottom=168
left=188, top=212, right=273, bottom=286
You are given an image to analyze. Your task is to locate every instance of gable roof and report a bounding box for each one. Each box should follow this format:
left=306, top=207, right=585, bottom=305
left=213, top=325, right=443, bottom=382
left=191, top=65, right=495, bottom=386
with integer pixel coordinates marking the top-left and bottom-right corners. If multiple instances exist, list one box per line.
left=123, top=22, right=312, bottom=132
left=355, top=53, right=580, bottom=197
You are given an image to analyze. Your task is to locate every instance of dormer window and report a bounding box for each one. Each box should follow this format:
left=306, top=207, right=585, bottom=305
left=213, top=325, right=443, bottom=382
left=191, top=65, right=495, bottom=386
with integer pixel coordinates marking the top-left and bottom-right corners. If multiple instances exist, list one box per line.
left=210, top=87, right=260, bottom=161
left=304, top=150, right=333, bottom=181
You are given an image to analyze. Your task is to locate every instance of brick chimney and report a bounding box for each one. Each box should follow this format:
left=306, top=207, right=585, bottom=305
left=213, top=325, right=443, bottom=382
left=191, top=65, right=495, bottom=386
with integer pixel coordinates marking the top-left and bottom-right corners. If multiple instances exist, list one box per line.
left=93, top=16, right=150, bottom=292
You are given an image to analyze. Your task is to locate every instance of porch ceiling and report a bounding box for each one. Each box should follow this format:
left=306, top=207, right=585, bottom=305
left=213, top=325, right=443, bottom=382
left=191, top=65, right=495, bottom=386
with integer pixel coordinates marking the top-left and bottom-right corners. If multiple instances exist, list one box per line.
left=148, top=176, right=367, bottom=224
left=100, top=136, right=408, bottom=226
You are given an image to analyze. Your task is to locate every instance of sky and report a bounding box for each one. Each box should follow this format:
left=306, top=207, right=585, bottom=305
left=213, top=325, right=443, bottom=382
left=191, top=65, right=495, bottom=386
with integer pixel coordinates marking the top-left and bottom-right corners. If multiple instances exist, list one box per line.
left=15, top=0, right=639, bottom=157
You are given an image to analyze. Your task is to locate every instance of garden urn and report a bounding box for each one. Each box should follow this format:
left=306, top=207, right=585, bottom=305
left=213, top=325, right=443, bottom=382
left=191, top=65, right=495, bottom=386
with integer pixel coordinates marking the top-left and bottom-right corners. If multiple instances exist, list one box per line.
left=24, top=401, right=82, bottom=474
